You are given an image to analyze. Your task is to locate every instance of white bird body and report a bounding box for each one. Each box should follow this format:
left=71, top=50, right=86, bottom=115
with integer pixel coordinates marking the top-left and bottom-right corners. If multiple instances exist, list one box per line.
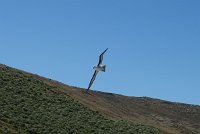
left=93, top=65, right=106, bottom=72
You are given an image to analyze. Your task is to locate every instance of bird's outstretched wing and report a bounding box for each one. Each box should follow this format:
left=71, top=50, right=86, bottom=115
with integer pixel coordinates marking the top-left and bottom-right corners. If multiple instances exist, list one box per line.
left=87, top=71, right=98, bottom=90
left=98, top=48, right=108, bottom=66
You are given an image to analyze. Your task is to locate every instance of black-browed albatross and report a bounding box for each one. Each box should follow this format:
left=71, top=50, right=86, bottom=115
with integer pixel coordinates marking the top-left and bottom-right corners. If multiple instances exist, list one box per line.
left=87, top=48, right=108, bottom=90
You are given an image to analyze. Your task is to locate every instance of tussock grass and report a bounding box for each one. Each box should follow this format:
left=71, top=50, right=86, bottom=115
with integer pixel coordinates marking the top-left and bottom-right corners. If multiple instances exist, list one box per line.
left=0, top=65, right=162, bottom=134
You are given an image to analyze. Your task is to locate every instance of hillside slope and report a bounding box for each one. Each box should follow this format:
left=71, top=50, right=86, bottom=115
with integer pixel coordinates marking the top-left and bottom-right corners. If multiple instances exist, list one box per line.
left=29, top=67, right=200, bottom=134
left=33, top=67, right=200, bottom=134
left=1, top=64, right=200, bottom=134
left=40, top=84, right=200, bottom=134
left=0, top=64, right=162, bottom=134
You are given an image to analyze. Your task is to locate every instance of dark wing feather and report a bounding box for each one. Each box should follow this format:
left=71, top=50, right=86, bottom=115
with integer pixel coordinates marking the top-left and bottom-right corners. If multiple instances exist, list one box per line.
left=87, top=71, right=98, bottom=90
left=98, top=48, right=108, bottom=66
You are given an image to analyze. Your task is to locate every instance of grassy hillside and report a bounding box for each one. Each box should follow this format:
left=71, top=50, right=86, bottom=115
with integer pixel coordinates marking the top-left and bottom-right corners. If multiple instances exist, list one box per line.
left=0, top=64, right=162, bottom=134
left=32, top=68, right=200, bottom=134
left=59, top=88, right=200, bottom=134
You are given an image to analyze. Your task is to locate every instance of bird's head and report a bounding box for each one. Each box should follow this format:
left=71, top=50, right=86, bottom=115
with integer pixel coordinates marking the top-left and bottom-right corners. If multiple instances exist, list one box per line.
left=93, top=66, right=96, bottom=69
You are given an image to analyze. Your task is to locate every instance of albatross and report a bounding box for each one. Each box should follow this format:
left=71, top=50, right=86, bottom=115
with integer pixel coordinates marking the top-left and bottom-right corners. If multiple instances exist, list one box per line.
left=87, top=48, right=108, bottom=90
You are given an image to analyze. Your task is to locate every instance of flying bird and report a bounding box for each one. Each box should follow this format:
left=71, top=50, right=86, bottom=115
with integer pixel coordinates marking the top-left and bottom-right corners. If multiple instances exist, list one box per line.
left=87, top=48, right=108, bottom=90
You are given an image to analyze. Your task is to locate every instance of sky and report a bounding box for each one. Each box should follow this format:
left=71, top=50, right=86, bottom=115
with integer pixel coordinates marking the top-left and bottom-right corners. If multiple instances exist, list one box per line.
left=0, top=0, right=200, bottom=105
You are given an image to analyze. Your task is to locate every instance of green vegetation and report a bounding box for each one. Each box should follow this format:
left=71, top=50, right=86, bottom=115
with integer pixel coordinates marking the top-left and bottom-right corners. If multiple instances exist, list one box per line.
left=0, top=65, right=163, bottom=134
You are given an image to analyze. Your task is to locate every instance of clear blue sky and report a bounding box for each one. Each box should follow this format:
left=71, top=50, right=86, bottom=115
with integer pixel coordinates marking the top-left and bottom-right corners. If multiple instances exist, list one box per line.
left=0, top=0, right=200, bottom=105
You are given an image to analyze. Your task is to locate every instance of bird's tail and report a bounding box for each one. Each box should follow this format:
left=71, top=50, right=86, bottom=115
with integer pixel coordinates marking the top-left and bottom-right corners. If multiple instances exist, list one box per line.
left=102, top=65, right=106, bottom=72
